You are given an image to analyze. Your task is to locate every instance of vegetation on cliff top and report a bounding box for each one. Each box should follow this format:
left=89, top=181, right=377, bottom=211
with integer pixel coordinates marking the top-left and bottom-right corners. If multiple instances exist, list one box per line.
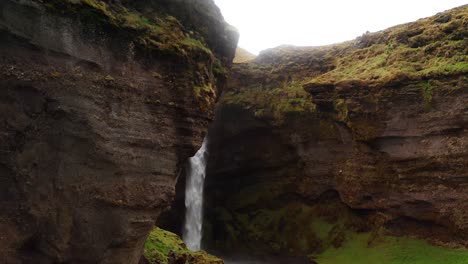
left=306, top=5, right=468, bottom=87
left=38, top=0, right=230, bottom=112
left=42, top=0, right=214, bottom=57
left=144, top=227, right=222, bottom=264
left=221, top=5, right=466, bottom=125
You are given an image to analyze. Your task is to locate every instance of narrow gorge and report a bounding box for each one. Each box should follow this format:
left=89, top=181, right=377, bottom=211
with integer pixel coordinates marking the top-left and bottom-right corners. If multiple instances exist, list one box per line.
left=0, top=1, right=467, bottom=264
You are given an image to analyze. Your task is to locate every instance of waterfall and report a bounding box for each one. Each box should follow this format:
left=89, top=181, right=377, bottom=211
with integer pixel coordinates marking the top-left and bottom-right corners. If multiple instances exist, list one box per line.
left=183, top=137, right=209, bottom=251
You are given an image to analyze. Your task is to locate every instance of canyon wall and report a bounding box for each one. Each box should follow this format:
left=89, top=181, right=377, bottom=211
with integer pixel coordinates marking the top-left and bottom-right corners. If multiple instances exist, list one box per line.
left=204, top=5, right=468, bottom=259
left=0, top=0, right=237, bottom=263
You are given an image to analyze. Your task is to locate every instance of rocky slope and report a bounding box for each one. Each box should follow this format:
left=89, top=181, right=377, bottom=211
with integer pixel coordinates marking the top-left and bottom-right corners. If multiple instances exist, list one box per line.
left=233, top=48, right=256, bottom=63
left=203, top=5, right=468, bottom=261
left=0, top=0, right=237, bottom=263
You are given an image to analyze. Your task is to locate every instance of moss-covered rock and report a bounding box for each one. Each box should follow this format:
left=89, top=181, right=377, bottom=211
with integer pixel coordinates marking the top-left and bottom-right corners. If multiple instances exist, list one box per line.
left=31, top=0, right=238, bottom=113
left=200, top=4, right=468, bottom=263
left=220, top=5, right=467, bottom=125
left=221, top=81, right=317, bottom=125
left=0, top=0, right=238, bottom=263
left=144, top=227, right=223, bottom=264
left=305, top=5, right=468, bottom=88
left=40, top=0, right=235, bottom=59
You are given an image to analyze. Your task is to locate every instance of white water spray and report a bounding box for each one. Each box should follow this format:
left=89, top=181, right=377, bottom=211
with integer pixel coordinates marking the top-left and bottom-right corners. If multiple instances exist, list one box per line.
left=183, top=137, right=209, bottom=251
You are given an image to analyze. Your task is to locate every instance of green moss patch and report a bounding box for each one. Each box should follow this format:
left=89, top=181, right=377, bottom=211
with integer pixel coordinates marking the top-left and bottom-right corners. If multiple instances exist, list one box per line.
left=221, top=82, right=317, bottom=124
left=306, top=6, right=468, bottom=88
left=39, top=0, right=226, bottom=111
left=234, top=48, right=256, bottom=63
left=206, top=196, right=367, bottom=256
left=315, top=233, right=468, bottom=264
left=207, top=199, right=468, bottom=263
left=144, top=227, right=222, bottom=264
left=42, top=0, right=214, bottom=57
left=193, top=83, right=217, bottom=112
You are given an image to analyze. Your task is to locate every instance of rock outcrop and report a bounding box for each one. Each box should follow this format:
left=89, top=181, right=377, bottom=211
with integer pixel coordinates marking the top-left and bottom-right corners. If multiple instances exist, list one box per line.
left=0, top=0, right=237, bottom=263
left=203, top=5, right=468, bottom=259
left=143, top=227, right=222, bottom=264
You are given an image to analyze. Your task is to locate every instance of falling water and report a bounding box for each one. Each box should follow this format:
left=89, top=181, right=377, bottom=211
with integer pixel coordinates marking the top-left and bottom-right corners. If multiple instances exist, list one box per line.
left=183, top=137, right=209, bottom=251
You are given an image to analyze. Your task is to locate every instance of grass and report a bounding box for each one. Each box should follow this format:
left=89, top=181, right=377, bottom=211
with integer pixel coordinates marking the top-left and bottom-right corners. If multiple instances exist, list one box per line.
left=194, top=84, right=215, bottom=99
left=81, top=0, right=115, bottom=19
left=144, top=227, right=222, bottom=264
left=221, top=82, right=317, bottom=124
left=144, top=227, right=186, bottom=263
left=42, top=0, right=223, bottom=109
left=194, top=83, right=216, bottom=111
left=421, top=80, right=434, bottom=105
left=213, top=58, right=227, bottom=76
left=334, top=98, right=349, bottom=122
left=315, top=233, right=468, bottom=264
left=305, top=5, right=468, bottom=88
left=183, top=37, right=213, bottom=55
left=227, top=204, right=335, bottom=254
left=234, top=48, right=256, bottom=63
left=206, top=179, right=468, bottom=262
left=222, top=7, right=467, bottom=125
left=206, top=193, right=366, bottom=256
left=44, top=0, right=213, bottom=57
left=121, top=11, right=162, bottom=33
left=208, top=198, right=468, bottom=263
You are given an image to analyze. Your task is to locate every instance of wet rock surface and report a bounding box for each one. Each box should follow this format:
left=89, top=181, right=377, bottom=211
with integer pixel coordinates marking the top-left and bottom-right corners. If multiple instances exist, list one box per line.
left=202, top=5, right=468, bottom=258
left=0, top=0, right=237, bottom=263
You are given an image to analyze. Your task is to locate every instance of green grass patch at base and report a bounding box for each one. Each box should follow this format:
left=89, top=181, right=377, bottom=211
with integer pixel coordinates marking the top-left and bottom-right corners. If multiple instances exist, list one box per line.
left=316, top=233, right=468, bottom=264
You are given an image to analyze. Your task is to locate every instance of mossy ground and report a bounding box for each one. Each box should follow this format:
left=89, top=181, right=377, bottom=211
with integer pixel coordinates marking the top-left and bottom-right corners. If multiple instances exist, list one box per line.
left=234, top=48, right=256, bottom=63
left=204, top=187, right=368, bottom=256
left=204, top=179, right=468, bottom=262
left=315, top=233, right=468, bottom=264
left=207, top=199, right=468, bottom=263
left=306, top=5, right=468, bottom=87
left=221, top=82, right=317, bottom=124
left=223, top=6, right=467, bottom=123
left=47, top=0, right=213, bottom=56
left=144, top=227, right=222, bottom=264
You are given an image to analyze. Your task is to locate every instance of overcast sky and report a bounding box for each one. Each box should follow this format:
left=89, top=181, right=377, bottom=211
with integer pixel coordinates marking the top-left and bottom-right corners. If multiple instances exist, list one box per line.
left=214, top=0, right=467, bottom=54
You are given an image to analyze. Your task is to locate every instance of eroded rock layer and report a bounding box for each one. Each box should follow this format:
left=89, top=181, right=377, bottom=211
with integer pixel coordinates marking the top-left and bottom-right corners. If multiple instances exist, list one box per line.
left=203, top=5, right=468, bottom=258
left=0, top=0, right=237, bottom=263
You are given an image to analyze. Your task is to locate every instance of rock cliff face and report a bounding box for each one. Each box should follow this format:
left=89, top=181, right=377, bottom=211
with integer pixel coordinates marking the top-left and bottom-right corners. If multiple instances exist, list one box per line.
left=0, top=0, right=237, bottom=263
left=204, top=5, right=468, bottom=259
